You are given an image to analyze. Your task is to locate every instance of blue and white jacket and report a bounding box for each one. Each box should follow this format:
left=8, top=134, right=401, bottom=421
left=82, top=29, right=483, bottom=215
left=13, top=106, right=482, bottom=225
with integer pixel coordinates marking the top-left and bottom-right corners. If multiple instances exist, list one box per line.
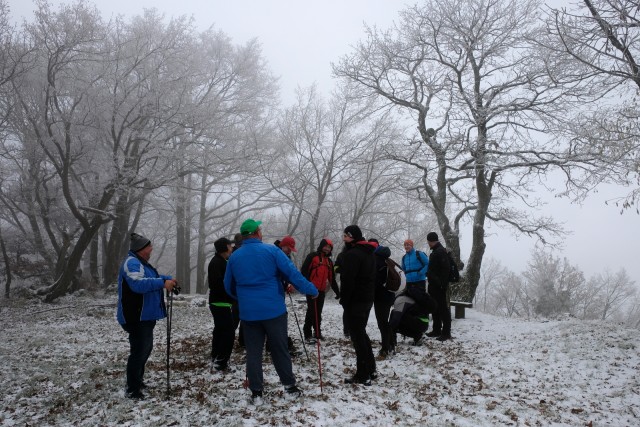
left=117, top=251, right=171, bottom=325
left=224, top=238, right=319, bottom=321
left=401, top=248, right=429, bottom=283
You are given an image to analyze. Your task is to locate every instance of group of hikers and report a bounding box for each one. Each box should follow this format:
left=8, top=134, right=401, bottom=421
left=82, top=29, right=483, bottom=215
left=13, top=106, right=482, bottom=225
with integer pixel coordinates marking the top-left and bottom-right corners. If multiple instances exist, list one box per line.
left=116, top=219, right=455, bottom=401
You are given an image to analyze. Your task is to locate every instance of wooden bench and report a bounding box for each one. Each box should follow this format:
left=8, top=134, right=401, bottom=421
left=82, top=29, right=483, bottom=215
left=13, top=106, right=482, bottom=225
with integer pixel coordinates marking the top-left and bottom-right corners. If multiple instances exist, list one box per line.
left=450, top=301, right=473, bottom=319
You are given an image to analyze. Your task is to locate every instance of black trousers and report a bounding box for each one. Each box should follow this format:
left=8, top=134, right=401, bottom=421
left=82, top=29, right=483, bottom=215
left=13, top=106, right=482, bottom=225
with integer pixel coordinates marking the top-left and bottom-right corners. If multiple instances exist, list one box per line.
left=303, top=291, right=326, bottom=338
left=121, top=320, right=156, bottom=394
left=428, top=282, right=451, bottom=336
left=344, top=302, right=376, bottom=380
left=373, top=291, right=394, bottom=351
left=209, top=304, right=240, bottom=366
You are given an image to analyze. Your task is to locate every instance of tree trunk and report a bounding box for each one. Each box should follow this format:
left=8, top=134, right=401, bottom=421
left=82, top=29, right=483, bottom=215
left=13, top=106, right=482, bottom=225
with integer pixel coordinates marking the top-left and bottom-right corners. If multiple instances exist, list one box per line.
left=195, top=172, right=208, bottom=295
left=103, top=192, right=134, bottom=286
left=43, top=226, right=101, bottom=302
left=175, top=173, right=188, bottom=293
left=1, top=226, right=12, bottom=299
left=89, top=231, right=99, bottom=285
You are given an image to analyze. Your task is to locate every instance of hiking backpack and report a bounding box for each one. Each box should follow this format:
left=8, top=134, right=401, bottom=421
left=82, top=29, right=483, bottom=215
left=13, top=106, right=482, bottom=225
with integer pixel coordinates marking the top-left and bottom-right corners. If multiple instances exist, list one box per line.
left=384, top=258, right=402, bottom=292
left=447, top=251, right=460, bottom=283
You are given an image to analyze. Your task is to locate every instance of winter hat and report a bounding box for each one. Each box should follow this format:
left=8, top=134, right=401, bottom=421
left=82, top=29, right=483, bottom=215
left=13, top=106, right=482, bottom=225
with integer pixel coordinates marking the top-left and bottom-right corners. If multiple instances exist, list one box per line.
left=214, top=237, right=232, bottom=253
left=130, top=232, right=151, bottom=252
left=324, top=238, right=333, bottom=248
left=343, top=225, right=363, bottom=240
left=280, top=236, right=297, bottom=252
left=427, top=232, right=439, bottom=242
left=240, top=218, right=262, bottom=235
left=404, top=239, right=414, bottom=247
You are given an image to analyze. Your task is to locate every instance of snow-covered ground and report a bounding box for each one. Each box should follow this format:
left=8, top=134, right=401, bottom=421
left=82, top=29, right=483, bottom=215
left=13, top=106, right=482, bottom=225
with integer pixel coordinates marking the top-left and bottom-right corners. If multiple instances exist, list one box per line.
left=1, top=293, right=639, bottom=426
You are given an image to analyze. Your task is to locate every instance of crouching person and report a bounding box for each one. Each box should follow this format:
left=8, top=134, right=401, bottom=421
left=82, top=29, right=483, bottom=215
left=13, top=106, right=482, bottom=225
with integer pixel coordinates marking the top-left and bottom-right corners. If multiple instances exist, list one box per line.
left=389, top=287, right=437, bottom=346
left=117, top=232, right=178, bottom=400
left=224, top=219, right=318, bottom=402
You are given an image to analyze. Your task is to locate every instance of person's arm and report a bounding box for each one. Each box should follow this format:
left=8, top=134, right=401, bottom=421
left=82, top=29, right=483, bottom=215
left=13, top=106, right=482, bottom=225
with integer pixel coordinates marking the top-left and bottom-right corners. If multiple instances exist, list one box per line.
left=418, top=252, right=429, bottom=277
left=123, top=257, right=165, bottom=293
left=275, top=250, right=318, bottom=297
left=223, top=260, right=238, bottom=300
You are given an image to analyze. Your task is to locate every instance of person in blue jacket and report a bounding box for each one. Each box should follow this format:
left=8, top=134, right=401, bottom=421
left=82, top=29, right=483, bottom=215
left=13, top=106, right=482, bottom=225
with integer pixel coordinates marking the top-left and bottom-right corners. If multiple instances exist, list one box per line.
left=117, top=232, right=178, bottom=400
left=224, top=219, right=318, bottom=402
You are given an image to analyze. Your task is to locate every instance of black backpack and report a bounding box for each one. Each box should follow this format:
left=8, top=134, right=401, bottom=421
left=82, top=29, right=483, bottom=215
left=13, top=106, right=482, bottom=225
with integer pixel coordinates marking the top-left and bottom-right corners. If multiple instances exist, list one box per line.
left=447, top=251, right=460, bottom=283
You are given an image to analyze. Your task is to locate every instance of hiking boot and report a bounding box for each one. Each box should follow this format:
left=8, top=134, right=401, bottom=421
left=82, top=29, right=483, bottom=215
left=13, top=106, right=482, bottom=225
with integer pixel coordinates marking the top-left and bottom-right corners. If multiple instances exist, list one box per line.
left=305, top=337, right=317, bottom=345
left=250, top=389, right=264, bottom=405
left=426, top=331, right=441, bottom=338
left=284, top=384, right=303, bottom=399
left=370, top=371, right=378, bottom=381
left=413, top=335, right=425, bottom=346
left=344, top=375, right=371, bottom=386
left=125, top=390, right=145, bottom=400
left=436, top=334, right=452, bottom=342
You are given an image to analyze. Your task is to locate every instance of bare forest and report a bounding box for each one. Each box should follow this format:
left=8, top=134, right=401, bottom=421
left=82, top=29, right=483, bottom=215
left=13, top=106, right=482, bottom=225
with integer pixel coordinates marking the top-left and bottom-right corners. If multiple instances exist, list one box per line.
left=1, top=0, right=639, bottom=325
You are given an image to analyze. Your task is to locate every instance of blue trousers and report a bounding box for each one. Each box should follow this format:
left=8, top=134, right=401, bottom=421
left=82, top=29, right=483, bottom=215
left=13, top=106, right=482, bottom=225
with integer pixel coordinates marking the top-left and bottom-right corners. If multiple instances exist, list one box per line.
left=121, top=320, right=156, bottom=393
left=242, top=313, right=295, bottom=393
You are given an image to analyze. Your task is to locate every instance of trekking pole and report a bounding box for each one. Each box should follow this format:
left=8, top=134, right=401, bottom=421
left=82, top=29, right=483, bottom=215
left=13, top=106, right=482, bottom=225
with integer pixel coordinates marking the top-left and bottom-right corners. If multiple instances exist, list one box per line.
left=288, top=292, right=310, bottom=361
left=313, top=298, right=323, bottom=393
left=166, top=288, right=173, bottom=399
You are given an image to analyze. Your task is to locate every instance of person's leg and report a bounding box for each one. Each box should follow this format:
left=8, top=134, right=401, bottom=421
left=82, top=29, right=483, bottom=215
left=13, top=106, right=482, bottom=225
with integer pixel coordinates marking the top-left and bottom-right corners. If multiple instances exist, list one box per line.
left=138, top=321, right=155, bottom=383
left=427, top=282, right=443, bottom=335
left=373, top=296, right=392, bottom=353
left=264, top=313, right=296, bottom=387
left=209, top=305, right=217, bottom=360
left=242, top=320, right=266, bottom=394
left=315, top=292, right=326, bottom=338
left=346, top=305, right=373, bottom=381
left=441, top=284, right=452, bottom=337
left=303, top=296, right=314, bottom=339
left=123, top=320, right=155, bottom=395
left=212, top=306, right=235, bottom=369
left=342, top=309, right=350, bottom=337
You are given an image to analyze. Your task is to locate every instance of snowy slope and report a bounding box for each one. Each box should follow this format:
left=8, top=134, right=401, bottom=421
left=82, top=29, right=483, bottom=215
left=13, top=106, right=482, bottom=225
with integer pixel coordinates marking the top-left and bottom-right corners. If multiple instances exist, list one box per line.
left=1, top=293, right=639, bottom=426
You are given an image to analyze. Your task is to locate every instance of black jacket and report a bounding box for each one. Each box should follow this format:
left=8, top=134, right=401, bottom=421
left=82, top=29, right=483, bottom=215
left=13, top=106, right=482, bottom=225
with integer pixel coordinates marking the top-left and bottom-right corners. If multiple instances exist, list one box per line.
left=339, top=240, right=376, bottom=307
left=208, top=253, right=233, bottom=305
left=427, top=242, right=450, bottom=289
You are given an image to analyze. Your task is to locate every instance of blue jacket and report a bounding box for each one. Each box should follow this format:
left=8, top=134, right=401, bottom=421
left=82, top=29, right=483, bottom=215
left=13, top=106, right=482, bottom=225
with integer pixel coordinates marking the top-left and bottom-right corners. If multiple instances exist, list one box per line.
left=117, top=251, right=171, bottom=325
left=401, top=248, right=429, bottom=283
left=224, top=238, right=319, bottom=321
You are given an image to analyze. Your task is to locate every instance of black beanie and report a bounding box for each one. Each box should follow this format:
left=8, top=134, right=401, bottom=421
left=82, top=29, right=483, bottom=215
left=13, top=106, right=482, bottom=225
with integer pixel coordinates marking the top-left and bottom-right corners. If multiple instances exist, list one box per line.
left=427, top=232, right=439, bottom=242
left=130, top=232, right=151, bottom=252
left=343, top=225, right=363, bottom=241
left=214, top=237, right=232, bottom=253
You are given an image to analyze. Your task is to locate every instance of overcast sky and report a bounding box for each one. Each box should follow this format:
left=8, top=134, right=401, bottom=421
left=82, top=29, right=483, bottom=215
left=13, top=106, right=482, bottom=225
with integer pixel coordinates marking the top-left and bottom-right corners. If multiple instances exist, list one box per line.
left=7, top=0, right=640, bottom=283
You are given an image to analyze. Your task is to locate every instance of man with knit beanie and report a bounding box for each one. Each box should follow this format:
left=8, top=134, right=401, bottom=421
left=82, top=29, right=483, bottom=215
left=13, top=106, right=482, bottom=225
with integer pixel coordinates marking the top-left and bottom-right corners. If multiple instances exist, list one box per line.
left=117, top=232, right=178, bottom=400
left=340, top=225, right=377, bottom=386
left=425, top=232, right=452, bottom=341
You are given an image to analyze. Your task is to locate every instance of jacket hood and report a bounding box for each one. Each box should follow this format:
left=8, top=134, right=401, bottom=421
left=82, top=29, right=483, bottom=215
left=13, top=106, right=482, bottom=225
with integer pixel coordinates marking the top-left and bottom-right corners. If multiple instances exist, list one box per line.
left=317, top=238, right=333, bottom=256
left=355, top=240, right=376, bottom=254
left=374, top=245, right=391, bottom=258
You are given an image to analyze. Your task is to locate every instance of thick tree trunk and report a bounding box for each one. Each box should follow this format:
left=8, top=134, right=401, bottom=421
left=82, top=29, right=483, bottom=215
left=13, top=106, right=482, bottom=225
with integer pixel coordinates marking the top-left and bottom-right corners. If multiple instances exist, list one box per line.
left=1, top=227, right=12, bottom=299
left=43, top=226, right=100, bottom=302
left=175, top=173, right=189, bottom=293
left=89, top=231, right=99, bottom=285
left=103, top=192, right=133, bottom=286
left=195, top=172, right=208, bottom=295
